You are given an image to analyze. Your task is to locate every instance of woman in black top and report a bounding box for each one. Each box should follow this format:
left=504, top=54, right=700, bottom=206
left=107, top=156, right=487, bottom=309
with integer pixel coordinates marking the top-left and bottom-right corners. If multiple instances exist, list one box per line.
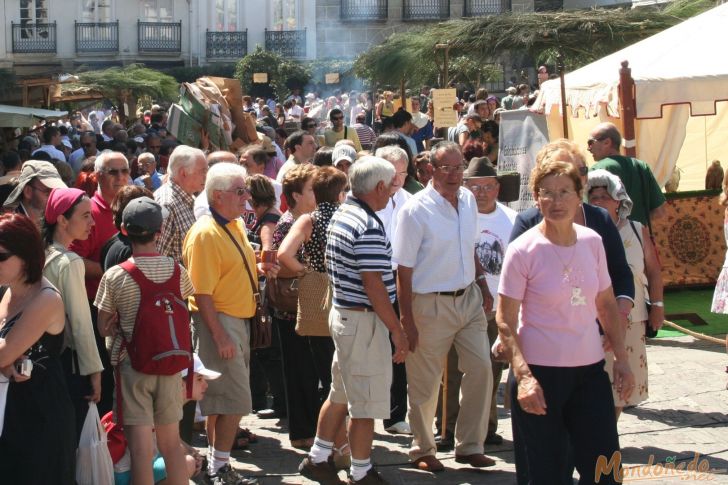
left=0, top=213, right=75, bottom=484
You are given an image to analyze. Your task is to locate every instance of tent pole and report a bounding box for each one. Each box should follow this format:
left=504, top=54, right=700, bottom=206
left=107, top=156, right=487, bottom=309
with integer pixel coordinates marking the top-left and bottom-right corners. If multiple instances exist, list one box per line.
left=557, top=53, right=568, bottom=139
left=618, top=60, right=637, bottom=157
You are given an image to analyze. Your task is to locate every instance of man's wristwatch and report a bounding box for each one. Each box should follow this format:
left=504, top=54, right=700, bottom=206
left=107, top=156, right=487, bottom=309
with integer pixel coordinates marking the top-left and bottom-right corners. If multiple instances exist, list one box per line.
left=476, top=274, right=487, bottom=284
left=650, top=300, right=664, bottom=308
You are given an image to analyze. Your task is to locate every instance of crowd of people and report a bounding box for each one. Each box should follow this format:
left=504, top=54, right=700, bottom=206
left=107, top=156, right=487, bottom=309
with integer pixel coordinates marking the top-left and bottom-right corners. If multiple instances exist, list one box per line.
left=0, top=83, right=676, bottom=485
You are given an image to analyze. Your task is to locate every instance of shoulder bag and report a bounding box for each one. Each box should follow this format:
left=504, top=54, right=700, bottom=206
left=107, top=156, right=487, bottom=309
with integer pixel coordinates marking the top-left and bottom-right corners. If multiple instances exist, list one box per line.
left=295, top=213, right=332, bottom=336
left=629, top=219, right=659, bottom=338
left=218, top=221, right=272, bottom=349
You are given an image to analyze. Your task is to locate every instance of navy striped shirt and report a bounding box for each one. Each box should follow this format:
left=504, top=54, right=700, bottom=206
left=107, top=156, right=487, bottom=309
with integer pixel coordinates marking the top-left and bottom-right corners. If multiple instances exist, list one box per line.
left=326, top=197, right=396, bottom=308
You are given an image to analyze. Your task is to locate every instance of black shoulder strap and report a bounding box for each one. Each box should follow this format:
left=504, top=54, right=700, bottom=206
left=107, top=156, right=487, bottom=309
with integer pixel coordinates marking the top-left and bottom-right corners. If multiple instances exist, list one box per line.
left=629, top=219, right=643, bottom=249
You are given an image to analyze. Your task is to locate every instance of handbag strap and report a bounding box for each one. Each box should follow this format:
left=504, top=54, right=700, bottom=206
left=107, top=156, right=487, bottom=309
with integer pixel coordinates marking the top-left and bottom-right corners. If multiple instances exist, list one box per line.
left=629, top=219, right=643, bottom=249
left=216, top=219, right=261, bottom=301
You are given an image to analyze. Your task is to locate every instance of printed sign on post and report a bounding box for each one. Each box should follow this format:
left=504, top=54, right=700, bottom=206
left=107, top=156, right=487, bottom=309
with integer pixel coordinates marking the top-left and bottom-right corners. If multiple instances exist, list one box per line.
left=431, top=88, right=458, bottom=128
left=253, top=73, right=268, bottom=84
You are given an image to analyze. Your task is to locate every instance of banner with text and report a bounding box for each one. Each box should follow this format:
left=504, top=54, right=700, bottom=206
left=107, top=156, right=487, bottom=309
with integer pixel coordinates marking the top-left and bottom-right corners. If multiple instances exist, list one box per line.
left=498, top=110, right=550, bottom=212
left=431, top=88, right=458, bottom=129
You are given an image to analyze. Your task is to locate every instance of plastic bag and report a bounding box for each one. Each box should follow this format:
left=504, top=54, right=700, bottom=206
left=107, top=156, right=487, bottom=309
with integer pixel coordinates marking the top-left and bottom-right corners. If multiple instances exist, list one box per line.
left=76, top=402, right=115, bottom=485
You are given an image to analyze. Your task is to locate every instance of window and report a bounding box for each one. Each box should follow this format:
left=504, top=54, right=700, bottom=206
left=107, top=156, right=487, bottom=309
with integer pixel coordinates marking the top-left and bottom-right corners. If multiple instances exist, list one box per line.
left=272, top=0, right=299, bottom=31
left=141, top=0, right=173, bottom=22
left=20, top=0, right=49, bottom=24
left=212, top=0, right=238, bottom=31
left=81, top=0, right=113, bottom=22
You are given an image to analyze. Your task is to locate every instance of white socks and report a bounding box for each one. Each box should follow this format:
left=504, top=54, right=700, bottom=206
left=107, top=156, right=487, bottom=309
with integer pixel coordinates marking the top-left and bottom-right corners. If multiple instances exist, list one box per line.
left=350, top=457, right=372, bottom=482
left=309, top=437, right=334, bottom=464
left=208, top=447, right=230, bottom=475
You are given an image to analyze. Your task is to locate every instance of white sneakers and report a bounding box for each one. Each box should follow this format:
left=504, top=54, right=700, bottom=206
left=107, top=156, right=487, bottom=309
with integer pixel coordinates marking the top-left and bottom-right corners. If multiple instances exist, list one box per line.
left=384, top=421, right=412, bottom=435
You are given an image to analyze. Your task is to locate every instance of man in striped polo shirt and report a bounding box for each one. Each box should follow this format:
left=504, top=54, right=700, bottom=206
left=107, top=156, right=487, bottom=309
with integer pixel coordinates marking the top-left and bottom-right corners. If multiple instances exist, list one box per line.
left=298, top=156, right=409, bottom=485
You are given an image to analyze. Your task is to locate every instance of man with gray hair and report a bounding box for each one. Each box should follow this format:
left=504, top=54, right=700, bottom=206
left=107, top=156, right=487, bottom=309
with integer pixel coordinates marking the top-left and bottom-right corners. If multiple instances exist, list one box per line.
left=155, top=145, right=208, bottom=262
left=393, top=141, right=495, bottom=472
left=299, top=156, right=409, bottom=485
left=183, top=162, right=268, bottom=485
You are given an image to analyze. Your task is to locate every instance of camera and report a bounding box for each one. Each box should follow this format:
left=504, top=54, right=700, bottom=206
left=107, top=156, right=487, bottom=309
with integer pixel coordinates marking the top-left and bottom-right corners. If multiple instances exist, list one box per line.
left=15, top=358, right=33, bottom=377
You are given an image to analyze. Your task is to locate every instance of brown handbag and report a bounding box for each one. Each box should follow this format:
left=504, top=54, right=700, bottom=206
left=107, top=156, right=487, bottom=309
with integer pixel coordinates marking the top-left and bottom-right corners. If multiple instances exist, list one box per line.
left=266, top=276, right=299, bottom=313
left=295, top=269, right=332, bottom=337
left=217, top=221, right=272, bottom=349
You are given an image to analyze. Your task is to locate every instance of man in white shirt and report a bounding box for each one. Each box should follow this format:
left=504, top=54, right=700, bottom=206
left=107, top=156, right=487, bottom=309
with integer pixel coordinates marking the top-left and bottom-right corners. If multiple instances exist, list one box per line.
left=287, top=99, right=304, bottom=120
left=32, top=126, right=67, bottom=161
left=393, top=142, right=495, bottom=472
left=373, top=145, right=413, bottom=437
left=276, top=131, right=316, bottom=183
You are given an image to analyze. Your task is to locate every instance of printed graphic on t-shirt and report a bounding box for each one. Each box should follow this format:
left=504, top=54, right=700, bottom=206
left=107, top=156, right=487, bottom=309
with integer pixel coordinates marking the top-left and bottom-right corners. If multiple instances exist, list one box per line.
left=476, top=229, right=505, bottom=276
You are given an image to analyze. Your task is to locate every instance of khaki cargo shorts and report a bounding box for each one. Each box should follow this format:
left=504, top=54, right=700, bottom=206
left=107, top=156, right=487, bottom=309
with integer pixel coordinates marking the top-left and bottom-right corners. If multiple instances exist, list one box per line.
left=114, top=358, right=184, bottom=426
left=328, top=307, right=392, bottom=419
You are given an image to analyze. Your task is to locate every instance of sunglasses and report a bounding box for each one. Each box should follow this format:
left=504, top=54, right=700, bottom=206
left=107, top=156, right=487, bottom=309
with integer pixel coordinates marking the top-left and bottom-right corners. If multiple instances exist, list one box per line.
left=104, top=168, right=130, bottom=176
left=224, top=187, right=251, bottom=197
left=331, top=116, right=344, bottom=121
left=0, top=251, right=13, bottom=262
left=587, top=136, right=607, bottom=146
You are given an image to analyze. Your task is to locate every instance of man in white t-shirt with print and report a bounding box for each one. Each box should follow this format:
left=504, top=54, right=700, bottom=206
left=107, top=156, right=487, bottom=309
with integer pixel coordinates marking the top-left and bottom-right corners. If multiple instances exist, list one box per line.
left=465, top=156, right=516, bottom=445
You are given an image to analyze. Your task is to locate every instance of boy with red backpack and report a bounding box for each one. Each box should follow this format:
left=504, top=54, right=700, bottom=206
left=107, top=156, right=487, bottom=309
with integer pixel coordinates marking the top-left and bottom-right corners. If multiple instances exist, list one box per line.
left=95, top=197, right=194, bottom=485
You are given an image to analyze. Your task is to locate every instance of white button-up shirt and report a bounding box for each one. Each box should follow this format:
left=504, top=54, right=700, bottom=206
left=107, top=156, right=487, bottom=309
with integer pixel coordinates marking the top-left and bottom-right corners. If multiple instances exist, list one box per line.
left=377, top=188, right=412, bottom=271
left=392, top=184, right=478, bottom=293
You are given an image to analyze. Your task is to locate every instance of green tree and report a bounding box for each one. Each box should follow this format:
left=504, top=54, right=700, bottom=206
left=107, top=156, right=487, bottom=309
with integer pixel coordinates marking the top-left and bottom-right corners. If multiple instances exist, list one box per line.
left=68, top=64, right=178, bottom=123
left=235, top=47, right=310, bottom=99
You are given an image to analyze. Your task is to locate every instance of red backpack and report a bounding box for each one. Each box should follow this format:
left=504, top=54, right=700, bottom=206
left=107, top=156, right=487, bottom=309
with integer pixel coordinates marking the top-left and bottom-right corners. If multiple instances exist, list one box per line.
left=118, top=259, right=192, bottom=375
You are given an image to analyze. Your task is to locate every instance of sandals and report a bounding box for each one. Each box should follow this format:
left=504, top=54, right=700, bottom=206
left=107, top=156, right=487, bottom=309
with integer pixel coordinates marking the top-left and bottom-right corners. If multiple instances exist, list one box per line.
left=232, top=427, right=259, bottom=449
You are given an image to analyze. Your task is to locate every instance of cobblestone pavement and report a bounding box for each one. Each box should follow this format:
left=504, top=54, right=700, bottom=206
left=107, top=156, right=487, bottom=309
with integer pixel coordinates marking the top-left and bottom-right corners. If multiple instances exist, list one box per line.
left=193, top=335, right=728, bottom=484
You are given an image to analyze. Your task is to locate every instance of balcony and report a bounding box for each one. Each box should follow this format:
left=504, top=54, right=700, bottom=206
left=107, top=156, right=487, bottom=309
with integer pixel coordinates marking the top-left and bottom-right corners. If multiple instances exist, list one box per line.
left=402, top=0, right=450, bottom=21
left=206, top=30, right=248, bottom=59
left=464, top=0, right=511, bottom=15
left=340, top=0, right=388, bottom=21
left=138, top=21, right=182, bottom=53
left=11, top=21, right=57, bottom=54
left=265, top=28, right=306, bottom=59
left=75, top=21, right=119, bottom=53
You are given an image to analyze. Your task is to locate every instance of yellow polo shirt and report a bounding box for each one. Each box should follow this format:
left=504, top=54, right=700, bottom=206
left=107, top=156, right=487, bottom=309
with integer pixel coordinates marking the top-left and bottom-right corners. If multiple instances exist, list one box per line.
left=182, top=213, right=258, bottom=318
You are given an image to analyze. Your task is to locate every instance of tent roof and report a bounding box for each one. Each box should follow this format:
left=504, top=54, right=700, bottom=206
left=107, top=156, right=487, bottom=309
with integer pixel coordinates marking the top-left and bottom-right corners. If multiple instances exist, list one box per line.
left=536, top=2, right=728, bottom=119
left=0, top=104, right=68, bottom=128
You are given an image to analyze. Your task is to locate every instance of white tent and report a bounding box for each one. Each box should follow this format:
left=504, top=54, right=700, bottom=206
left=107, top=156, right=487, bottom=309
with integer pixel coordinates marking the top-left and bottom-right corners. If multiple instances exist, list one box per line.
left=535, top=2, right=728, bottom=191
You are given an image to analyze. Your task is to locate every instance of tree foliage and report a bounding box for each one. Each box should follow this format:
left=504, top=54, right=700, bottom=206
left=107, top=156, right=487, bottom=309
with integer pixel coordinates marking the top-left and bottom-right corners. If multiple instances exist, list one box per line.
left=235, top=47, right=310, bottom=99
left=73, top=63, right=178, bottom=103
left=354, top=0, right=715, bottom=87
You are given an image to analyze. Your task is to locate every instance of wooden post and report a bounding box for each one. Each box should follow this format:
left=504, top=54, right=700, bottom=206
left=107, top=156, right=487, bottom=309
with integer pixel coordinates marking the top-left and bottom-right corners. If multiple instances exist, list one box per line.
left=400, top=78, right=406, bottom=112
left=557, top=53, right=568, bottom=139
left=618, top=60, right=637, bottom=157
left=435, top=42, right=450, bottom=88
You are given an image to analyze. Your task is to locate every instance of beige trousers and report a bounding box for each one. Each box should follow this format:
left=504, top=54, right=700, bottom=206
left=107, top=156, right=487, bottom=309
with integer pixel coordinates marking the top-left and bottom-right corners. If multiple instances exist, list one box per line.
left=406, top=283, right=493, bottom=460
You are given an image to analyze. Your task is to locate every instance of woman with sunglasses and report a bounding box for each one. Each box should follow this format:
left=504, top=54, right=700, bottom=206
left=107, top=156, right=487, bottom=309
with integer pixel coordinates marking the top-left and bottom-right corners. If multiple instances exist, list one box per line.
left=42, top=188, right=103, bottom=443
left=0, top=213, right=75, bottom=484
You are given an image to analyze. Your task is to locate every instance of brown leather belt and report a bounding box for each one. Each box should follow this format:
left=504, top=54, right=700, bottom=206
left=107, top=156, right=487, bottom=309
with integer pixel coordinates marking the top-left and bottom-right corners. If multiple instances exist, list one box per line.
left=435, top=288, right=467, bottom=297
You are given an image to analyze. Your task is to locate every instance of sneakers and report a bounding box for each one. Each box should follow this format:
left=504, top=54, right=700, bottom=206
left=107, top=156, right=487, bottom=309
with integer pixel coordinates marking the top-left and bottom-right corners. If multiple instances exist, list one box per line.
left=299, top=456, right=345, bottom=485
left=384, top=421, right=412, bottom=435
left=348, top=467, right=389, bottom=484
left=208, top=464, right=259, bottom=485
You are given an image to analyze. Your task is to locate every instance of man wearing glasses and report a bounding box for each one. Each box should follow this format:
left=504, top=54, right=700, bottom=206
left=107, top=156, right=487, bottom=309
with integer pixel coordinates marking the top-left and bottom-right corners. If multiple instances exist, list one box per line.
left=323, top=108, right=363, bottom=152
left=392, top=142, right=495, bottom=472
left=69, top=132, right=98, bottom=175
left=2, top=160, right=66, bottom=227
left=588, top=122, right=666, bottom=225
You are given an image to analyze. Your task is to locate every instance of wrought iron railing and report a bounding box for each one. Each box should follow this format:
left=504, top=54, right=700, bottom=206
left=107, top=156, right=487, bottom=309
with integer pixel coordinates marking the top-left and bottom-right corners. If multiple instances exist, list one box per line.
left=340, top=0, right=388, bottom=21
left=464, top=0, right=511, bottom=15
left=11, top=21, right=57, bottom=53
left=138, top=21, right=182, bottom=53
left=402, top=0, right=450, bottom=21
left=206, top=30, right=248, bottom=58
left=265, top=28, right=306, bottom=58
left=75, top=21, right=119, bottom=53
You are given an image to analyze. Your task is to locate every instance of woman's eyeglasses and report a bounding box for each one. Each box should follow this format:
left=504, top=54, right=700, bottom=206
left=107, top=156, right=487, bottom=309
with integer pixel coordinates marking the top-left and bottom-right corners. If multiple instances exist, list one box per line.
left=0, top=251, right=14, bottom=262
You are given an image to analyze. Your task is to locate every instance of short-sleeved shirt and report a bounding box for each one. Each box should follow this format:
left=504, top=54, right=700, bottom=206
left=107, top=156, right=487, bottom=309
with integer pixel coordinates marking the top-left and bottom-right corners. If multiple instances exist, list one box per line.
left=70, top=191, right=118, bottom=300
left=182, top=210, right=257, bottom=318
left=498, top=224, right=612, bottom=367
left=323, top=126, right=362, bottom=152
left=392, top=184, right=478, bottom=293
left=326, top=197, right=396, bottom=308
left=476, top=203, right=517, bottom=308
left=94, top=255, right=194, bottom=366
left=155, top=180, right=196, bottom=262
left=590, top=155, right=665, bottom=226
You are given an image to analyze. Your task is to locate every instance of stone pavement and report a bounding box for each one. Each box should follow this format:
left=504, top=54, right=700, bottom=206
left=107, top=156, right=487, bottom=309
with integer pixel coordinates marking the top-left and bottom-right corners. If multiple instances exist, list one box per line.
left=194, top=334, right=728, bottom=484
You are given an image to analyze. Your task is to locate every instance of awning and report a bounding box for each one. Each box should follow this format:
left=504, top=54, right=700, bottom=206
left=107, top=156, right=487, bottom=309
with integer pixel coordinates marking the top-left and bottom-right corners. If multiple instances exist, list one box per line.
left=0, top=104, right=68, bottom=128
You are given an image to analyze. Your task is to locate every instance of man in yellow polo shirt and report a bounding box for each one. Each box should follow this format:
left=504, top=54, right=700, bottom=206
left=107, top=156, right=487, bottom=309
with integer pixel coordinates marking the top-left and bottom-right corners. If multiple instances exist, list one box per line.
left=182, top=161, right=260, bottom=485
